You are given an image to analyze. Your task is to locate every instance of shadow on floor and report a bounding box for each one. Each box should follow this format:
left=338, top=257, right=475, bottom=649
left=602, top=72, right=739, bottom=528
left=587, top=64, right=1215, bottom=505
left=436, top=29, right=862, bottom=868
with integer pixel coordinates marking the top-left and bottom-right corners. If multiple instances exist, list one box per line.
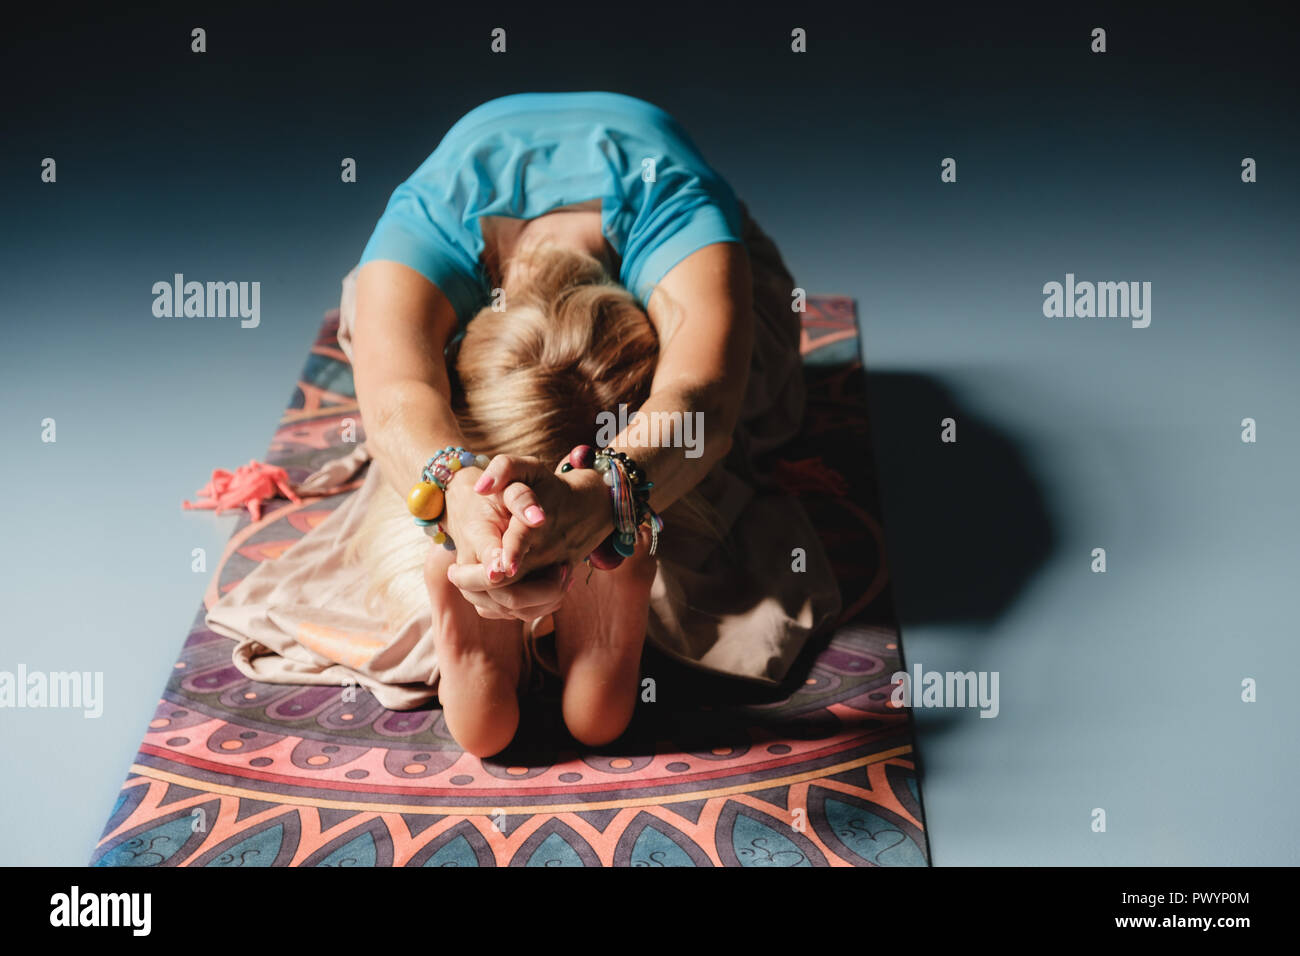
left=862, top=369, right=1056, bottom=761
left=864, top=369, right=1056, bottom=631
left=491, top=367, right=1057, bottom=765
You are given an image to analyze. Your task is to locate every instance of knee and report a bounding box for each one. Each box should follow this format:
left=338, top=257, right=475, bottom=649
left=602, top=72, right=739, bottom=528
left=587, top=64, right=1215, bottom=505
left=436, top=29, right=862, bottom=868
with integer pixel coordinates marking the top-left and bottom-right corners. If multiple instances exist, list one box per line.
left=451, top=706, right=520, bottom=759
left=561, top=661, right=639, bottom=748
left=563, top=698, right=635, bottom=749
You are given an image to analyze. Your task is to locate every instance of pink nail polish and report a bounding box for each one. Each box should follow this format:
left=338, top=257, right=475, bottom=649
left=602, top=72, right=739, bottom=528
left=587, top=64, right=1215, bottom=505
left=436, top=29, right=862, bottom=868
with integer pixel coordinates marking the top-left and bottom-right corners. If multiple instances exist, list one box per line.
left=525, top=504, right=545, bottom=524
left=474, top=474, right=493, bottom=493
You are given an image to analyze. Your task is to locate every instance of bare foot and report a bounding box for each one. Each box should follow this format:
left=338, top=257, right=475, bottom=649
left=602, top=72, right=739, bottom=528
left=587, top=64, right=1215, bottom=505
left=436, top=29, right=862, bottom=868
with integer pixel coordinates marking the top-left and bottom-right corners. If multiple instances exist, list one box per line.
left=552, top=528, right=658, bottom=747
left=424, top=544, right=525, bottom=757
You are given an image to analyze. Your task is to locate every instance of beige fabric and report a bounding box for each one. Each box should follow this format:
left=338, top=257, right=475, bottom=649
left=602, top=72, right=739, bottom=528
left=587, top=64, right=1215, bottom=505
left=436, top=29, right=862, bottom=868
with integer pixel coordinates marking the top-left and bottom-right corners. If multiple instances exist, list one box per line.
left=206, top=201, right=842, bottom=709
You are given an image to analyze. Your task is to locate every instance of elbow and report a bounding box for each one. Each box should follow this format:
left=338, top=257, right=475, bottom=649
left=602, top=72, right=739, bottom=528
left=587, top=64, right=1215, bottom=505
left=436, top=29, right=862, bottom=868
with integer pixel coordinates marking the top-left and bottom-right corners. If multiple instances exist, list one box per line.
left=651, top=379, right=741, bottom=469
left=364, top=405, right=401, bottom=461
left=360, top=389, right=406, bottom=445
left=698, top=392, right=740, bottom=469
left=359, top=379, right=436, bottom=450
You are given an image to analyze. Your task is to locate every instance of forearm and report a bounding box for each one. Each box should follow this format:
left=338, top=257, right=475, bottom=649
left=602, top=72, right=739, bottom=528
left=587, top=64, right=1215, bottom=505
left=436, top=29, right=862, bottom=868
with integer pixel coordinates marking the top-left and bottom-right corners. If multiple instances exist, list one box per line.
left=605, top=379, right=739, bottom=517
left=349, top=261, right=477, bottom=503
left=621, top=241, right=754, bottom=519
left=360, top=376, right=476, bottom=501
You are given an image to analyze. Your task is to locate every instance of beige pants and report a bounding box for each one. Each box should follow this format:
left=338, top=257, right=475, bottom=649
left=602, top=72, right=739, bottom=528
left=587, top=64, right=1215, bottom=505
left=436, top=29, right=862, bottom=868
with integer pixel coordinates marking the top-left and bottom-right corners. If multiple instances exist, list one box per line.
left=207, top=201, right=842, bottom=709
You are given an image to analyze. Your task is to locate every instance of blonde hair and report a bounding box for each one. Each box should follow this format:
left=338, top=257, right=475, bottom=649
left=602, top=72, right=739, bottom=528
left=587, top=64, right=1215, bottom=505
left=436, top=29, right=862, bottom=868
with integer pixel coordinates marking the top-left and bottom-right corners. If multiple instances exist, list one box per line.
left=344, top=241, right=727, bottom=677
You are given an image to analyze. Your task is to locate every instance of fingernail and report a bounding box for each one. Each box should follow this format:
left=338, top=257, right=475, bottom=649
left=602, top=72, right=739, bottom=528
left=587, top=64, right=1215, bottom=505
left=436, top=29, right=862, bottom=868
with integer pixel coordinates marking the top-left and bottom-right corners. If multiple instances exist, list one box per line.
left=525, top=505, right=545, bottom=524
left=474, top=474, right=493, bottom=493
left=508, top=560, right=519, bottom=576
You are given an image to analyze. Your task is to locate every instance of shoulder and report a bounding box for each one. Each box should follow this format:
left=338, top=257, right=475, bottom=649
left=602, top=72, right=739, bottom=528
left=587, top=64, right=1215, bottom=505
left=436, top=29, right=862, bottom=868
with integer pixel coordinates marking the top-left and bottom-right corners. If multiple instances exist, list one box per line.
left=645, top=241, right=751, bottom=338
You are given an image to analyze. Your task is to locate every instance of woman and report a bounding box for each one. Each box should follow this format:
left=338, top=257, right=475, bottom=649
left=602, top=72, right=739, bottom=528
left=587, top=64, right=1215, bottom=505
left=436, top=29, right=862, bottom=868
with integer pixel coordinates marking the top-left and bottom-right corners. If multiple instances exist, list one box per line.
left=320, top=92, right=838, bottom=757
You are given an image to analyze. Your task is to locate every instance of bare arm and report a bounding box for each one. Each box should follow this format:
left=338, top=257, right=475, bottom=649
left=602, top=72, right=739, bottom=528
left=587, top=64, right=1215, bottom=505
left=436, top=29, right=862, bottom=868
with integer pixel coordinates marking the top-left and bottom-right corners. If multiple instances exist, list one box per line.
left=352, top=259, right=562, bottom=620
left=350, top=260, right=470, bottom=500
left=617, top=240, right=753, bottom=514
left=465, top=239, right=754, bottom=581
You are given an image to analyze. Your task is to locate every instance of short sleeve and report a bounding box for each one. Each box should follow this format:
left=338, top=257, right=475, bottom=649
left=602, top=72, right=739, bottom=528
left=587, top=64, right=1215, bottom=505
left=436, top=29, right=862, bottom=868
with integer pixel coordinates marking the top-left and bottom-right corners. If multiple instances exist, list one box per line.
left=622, top=182, right=746, bottom=306
left=357, top=191, right=488, bottom=325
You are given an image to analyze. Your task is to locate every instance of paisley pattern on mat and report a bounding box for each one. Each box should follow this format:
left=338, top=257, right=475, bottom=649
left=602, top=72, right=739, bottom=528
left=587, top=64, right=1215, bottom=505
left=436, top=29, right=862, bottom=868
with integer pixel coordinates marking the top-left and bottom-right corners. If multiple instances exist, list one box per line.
left=92, top=296, right=928, bottom=867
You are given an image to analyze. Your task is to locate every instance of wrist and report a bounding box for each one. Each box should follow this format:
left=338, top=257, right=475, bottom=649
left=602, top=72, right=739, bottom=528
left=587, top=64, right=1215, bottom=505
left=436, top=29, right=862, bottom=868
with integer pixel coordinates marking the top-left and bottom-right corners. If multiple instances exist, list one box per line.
left=441, top=467, right=483, bottom=525
left=562, top=466, right=614, bottom=546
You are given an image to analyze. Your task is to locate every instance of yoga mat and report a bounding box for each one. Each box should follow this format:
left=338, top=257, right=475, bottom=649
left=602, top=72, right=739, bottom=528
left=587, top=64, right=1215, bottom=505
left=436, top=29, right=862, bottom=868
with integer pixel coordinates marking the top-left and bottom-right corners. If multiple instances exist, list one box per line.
left=91, top=295, right=928, bottom=867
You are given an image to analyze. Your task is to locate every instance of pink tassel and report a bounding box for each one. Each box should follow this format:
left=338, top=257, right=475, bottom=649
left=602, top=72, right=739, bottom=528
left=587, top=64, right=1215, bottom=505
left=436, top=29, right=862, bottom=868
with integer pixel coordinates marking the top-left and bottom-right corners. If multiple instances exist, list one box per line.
left=182, top=459, right=302, bottom=522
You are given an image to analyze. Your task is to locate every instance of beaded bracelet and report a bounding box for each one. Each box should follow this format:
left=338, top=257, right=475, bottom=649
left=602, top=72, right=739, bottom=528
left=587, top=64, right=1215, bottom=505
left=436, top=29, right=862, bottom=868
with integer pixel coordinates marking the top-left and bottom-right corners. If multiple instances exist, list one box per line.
left=406, top=446, right=490, bottom=550
left=561, top=444, right=664, bottom=568
left=413, top=517, right=456, bottom=550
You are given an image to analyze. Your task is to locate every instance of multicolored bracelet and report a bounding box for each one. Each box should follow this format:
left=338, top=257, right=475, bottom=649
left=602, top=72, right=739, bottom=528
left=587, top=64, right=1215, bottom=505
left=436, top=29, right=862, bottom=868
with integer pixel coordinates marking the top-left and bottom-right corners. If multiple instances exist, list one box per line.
left=561, top=444, right=664, bottom=569
left=413, top=517, right=456, bottom=549
left=406, top=446, right=490, bottom=550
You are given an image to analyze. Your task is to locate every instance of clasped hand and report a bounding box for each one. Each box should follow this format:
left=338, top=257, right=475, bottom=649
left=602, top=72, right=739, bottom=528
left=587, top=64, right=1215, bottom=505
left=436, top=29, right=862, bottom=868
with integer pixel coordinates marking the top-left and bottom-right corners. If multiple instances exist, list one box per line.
left=439, top=455, right=612, bottom=622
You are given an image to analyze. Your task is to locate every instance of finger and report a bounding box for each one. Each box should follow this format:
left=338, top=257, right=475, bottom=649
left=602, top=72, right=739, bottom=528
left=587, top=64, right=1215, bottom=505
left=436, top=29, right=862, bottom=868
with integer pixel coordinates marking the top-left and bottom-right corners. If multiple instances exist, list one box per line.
left=473, top=454, right=548, bottom=495
left=457, top=519, right=507, bottom=572
left=501, top=480, right=546, bottom=528
left=511, top=542, right=576, bottom=583
left=447, top=558, right=511, bottom=593
left=516, top=564, right=578, bottom=620
left=467, top=596, right=518, bottom=621
left=500, top=512, right=543, bottom=574
left=449, top=577, right=518, bottom=619
left=480, top=586, right=568, bottom=623
left=487, top=563, right=569, bottom=612
left=512, top=586, right=571, bottom=622
left=451, top=560, right=565, bottom=608
left=452, top=572, right=556, bottom=622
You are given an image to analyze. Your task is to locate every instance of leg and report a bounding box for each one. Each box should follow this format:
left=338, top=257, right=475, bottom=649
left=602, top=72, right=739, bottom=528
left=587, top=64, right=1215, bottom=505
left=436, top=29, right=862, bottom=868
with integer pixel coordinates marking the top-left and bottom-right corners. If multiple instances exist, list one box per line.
left=552, top=530, right=658, bottom=747
left=424, top=543, right=525, bottom=758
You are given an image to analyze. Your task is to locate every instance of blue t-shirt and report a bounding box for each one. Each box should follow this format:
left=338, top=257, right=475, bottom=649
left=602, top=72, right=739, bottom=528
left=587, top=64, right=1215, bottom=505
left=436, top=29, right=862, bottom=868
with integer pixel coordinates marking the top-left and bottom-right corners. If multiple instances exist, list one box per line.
left=357, top=91, right=745, bottom=326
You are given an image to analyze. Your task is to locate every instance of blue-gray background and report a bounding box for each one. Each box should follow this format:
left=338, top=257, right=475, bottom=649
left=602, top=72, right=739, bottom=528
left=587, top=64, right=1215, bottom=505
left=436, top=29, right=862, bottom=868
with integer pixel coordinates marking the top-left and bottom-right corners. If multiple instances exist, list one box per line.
left=2, top=3, right=1296, bottom=865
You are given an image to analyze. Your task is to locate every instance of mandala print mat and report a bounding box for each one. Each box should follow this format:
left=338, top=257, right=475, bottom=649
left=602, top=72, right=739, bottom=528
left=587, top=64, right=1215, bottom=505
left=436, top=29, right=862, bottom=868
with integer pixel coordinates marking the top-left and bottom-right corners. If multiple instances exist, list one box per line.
left=92, top=295, right=929, bottom=867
